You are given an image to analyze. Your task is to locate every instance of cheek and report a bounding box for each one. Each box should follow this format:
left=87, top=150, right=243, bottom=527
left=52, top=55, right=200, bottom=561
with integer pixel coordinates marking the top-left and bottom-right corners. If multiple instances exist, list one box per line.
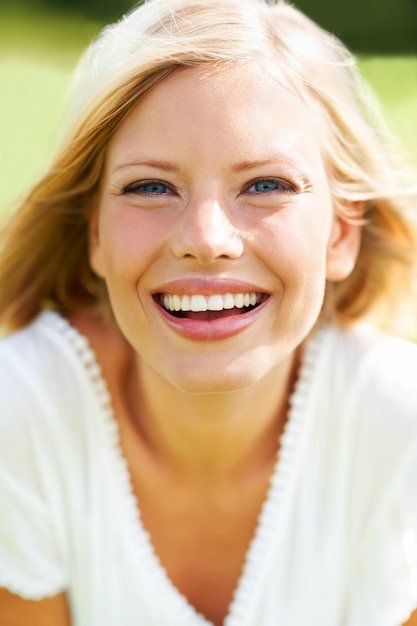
left=256, top=205, right=332, bottom=330
left=257, top=207, right=332, bottom=281
left=96, top=208, right=169, bottom=280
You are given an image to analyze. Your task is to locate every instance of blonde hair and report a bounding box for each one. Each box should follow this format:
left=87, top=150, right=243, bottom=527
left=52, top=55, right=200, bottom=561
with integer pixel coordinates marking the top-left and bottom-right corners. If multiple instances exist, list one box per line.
left=0, top=0, right=415, bottom=332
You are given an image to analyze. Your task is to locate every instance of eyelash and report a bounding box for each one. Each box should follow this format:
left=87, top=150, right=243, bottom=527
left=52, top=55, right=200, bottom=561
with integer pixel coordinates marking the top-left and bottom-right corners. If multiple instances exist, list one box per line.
left=122, top=180, right=174, bottom=196
left=121, top=177, right=297, bottom=197
left=243, top=178, right=296, bottom=194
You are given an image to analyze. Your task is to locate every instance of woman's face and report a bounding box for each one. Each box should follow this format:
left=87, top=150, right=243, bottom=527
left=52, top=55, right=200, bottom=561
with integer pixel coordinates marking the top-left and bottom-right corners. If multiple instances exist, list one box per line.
left=90, top=63, right=360, bottom=393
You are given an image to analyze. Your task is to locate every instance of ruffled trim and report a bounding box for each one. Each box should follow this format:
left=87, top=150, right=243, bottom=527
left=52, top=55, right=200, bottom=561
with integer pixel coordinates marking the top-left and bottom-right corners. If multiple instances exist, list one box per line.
left=224, top=330, right=324, bottom=626
left=43, top=310, right=325, bottom=625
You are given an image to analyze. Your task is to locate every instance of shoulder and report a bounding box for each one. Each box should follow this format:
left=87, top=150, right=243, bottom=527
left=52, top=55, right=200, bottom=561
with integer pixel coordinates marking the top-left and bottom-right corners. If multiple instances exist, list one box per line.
left=318, top=324, right=417, bottom=477
left=322, top=323, right=417, bottom=410
left=324, top=322, right=417, bottom=367
left=0, top=316, right=79, bottom=601
left=326, top=332, right=417, bottom=620
left=0, top=314, right=54, bottom=406
left=0, top=311, right=97, bottom=448
left=0, top=311, right=109, bottom=509
left=312, top=324, right=417, bottom=462
left=0, top=311, right=81, bottom=398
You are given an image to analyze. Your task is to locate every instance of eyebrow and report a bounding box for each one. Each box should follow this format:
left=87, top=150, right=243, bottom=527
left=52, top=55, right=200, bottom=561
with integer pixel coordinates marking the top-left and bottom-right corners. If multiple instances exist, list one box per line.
left=231, top=158, right=301, bottom=174
left=111, top=156, right=309, bottom=178
left=112, top=159, right=180, bottom=174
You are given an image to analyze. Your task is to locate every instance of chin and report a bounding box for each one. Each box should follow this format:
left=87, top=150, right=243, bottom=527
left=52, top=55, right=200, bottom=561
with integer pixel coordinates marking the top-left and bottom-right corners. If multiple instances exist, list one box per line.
left=166, top=361, right=268, bottom=395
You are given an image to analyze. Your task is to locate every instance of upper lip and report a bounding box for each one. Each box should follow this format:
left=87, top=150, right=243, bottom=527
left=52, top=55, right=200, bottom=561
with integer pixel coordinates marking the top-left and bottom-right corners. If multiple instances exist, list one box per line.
left=152, top=278, right=270, bottom=296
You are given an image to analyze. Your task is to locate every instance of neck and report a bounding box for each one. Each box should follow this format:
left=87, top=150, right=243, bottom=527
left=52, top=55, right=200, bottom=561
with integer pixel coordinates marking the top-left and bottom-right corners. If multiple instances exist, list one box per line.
left=127, top=350, right=301, bottom=480
left=67, top=309, right=303, bottom=481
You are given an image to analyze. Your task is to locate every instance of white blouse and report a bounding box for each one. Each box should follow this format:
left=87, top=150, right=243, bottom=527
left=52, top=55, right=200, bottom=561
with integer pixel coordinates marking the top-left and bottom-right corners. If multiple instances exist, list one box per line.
left=0, top=311, right=417, bottom=626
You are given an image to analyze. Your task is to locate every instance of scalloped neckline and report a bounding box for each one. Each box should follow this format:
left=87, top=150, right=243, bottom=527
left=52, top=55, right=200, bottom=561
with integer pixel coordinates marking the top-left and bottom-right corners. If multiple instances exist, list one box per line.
left=43, top=310, right=323, bottom=626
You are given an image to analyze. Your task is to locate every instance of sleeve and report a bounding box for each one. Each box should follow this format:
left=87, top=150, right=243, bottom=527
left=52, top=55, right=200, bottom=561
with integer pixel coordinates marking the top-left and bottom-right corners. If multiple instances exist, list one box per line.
left=345, top=335, right=417, bottom=626
left=0, top=334, right=69, bottom=599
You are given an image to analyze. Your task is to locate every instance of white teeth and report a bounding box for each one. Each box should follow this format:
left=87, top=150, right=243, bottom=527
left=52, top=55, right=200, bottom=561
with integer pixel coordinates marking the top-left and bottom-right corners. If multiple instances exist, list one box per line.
left=234, top=293, right=244, bottom=308
left=223, top=293, right=235, bottom=309
left=207, top=295, right=224, bottom=311
left=161, top=292, right=262, bottom=312
left=181, top=295, right=191, bottom=311
left=190, top=294, right=208, bottom=312
left=172, top=294, right=181, bottom=311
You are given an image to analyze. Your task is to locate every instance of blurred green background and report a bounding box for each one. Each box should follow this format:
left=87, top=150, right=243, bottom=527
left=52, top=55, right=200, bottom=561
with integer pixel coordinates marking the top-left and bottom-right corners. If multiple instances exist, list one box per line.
left=0, top=0, right=416, bottom=212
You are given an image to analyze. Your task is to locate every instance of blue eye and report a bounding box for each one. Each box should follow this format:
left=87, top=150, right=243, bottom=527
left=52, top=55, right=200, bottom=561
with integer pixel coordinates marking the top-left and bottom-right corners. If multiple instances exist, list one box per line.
left=246, top=178, right=292, bottom=193
left=123, top=180, right=172, bottom=195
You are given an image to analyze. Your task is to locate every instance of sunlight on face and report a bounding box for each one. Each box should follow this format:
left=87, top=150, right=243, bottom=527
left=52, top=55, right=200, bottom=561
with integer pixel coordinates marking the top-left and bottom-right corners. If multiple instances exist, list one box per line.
left=89, top=62, right=353, bottom=394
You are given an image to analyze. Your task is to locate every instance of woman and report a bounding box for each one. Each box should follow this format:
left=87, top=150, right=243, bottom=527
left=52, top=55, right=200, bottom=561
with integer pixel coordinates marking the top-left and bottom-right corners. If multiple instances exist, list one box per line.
left=0, top=0, right=417, bottom=624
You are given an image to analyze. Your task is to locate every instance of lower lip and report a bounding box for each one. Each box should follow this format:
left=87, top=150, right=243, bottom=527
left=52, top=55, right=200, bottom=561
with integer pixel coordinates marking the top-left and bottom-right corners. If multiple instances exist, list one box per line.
left=155, top=298, right=270, bottom=341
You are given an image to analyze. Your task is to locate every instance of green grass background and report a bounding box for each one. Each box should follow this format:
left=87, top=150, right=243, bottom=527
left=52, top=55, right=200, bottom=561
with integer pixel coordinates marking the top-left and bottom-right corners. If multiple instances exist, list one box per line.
left=1, top=7, right=416, bottom=213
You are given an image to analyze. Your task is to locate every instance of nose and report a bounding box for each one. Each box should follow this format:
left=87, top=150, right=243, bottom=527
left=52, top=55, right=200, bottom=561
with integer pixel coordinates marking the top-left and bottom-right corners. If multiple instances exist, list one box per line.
left=171, top=195, right=243, bottom=263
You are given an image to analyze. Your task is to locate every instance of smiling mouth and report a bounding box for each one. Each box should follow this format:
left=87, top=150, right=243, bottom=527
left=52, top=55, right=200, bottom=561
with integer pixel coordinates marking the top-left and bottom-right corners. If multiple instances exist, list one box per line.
left=156, top=292, right=268, bottom=320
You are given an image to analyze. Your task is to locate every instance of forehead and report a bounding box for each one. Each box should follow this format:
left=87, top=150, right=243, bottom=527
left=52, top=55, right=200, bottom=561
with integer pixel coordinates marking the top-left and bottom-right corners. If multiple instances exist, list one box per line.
left=106, top=62, right=326, bottom=170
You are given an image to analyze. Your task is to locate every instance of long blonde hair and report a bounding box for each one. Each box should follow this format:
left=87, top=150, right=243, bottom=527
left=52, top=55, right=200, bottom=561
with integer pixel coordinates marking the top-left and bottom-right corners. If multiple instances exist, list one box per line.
left=1, top=0, right=415, bottom=332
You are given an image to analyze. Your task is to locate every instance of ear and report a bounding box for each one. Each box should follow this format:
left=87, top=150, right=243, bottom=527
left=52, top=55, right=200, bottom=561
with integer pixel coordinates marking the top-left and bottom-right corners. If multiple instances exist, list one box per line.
left=88, top=206, right=106, bottom=279
left=326, top=205, right=363, bottom=282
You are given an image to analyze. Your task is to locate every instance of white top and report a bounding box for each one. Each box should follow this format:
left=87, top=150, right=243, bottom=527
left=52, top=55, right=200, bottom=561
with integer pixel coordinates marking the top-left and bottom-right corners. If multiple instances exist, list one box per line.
left=1, top=311, right=417, bottom=626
